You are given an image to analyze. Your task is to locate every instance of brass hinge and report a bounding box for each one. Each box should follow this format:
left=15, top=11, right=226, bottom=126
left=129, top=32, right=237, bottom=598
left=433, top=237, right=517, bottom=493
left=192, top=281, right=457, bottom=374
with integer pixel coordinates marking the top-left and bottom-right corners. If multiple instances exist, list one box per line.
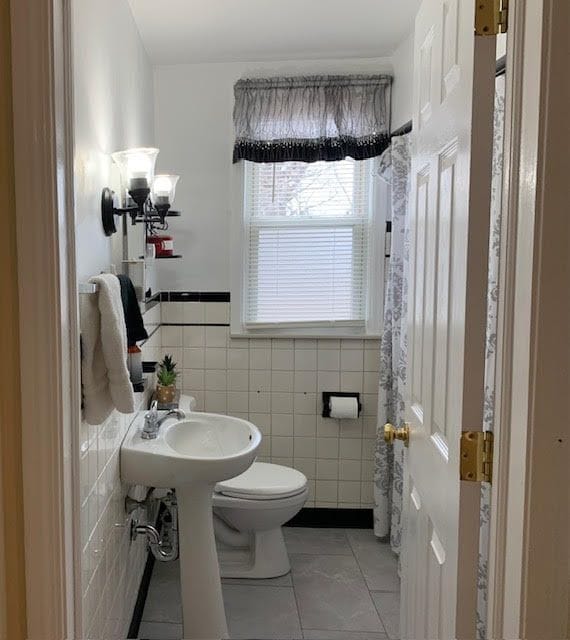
left=460, top=431, right=494, bottom=483
left=475, top=0, right=509, bottom=35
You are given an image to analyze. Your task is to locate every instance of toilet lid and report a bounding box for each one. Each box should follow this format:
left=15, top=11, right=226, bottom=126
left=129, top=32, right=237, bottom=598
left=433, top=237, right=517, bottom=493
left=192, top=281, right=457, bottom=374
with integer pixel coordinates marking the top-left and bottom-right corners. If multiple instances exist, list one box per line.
left=215, top=462, right=307, bottom=500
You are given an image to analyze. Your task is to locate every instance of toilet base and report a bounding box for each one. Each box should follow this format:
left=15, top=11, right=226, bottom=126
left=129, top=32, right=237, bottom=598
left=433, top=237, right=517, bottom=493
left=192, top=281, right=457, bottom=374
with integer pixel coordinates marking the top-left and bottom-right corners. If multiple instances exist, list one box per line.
left=217, top=528, right=290, bottom=579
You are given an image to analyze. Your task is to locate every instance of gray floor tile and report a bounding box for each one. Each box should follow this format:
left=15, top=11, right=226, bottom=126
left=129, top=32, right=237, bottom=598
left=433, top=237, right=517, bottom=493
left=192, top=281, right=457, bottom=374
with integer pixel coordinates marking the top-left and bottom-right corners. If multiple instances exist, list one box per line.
left=222, top=573, right=293, bottom=587
left=303, top=631, right=387, bottom=639
left=138, top=621, right=183, bottom=639
left=284, top=527, right=353, bottom=555
left=222, top=584, right=303, bottom=639
left=346, top=530, right=400, bottom=592
left=142, top=561, right=182, bottom=624
left=291, top=554, right=383, bottom=633
left=370, top=591, right=400, bottom=640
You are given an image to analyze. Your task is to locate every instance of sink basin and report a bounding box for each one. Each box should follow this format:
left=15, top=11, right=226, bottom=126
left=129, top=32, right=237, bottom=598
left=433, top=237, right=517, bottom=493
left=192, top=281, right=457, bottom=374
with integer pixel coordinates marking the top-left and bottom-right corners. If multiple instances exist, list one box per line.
left=120, top=410, right=261, bottom=640
left=121, top=412, right=261, bottom=487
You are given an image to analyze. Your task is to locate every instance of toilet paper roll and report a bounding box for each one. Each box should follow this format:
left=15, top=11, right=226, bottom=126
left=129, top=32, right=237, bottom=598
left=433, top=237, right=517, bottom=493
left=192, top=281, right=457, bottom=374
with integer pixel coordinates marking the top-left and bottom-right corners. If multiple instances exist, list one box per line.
left=329, top=396, right=359, bottom=419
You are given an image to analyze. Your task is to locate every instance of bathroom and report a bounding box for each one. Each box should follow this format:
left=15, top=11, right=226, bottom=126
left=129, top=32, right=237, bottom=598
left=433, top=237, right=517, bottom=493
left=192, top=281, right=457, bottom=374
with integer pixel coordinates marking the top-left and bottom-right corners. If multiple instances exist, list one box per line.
left=5, top=0, right=569, bottom=638
left=69, top=1, right=505, bottom=639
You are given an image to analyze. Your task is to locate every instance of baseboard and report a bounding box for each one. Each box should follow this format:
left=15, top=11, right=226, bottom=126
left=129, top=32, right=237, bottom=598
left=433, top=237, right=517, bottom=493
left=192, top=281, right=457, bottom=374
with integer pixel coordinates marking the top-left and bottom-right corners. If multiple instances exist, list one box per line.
left=285, top=507, right=373, bottom=529
left=127, top=504, right=166, bottom=639
left=127, top=551, right=155, bottom=639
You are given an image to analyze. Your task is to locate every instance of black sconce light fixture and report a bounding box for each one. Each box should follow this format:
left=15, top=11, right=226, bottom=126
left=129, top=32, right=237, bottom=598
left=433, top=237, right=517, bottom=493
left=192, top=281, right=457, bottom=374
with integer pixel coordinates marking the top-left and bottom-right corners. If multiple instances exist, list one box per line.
left=102, top=147, right=181, bottom=237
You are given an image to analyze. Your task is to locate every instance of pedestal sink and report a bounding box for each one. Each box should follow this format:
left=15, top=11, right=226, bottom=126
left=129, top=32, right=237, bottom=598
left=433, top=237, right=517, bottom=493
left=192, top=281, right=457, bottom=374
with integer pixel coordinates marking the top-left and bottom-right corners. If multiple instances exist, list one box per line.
left=121, top=411, right=261, bottom=639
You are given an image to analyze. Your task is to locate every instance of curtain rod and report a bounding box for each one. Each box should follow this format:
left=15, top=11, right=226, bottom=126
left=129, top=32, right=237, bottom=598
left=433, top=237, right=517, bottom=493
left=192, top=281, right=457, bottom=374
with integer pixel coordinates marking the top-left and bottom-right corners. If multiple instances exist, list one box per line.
left=391, top=120, right=412, bottom=137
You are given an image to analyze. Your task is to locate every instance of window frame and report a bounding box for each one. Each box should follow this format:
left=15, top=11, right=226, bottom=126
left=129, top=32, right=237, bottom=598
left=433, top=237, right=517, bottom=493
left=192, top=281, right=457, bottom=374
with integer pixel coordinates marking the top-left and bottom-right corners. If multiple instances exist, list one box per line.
left=230, top=158, right=387, bottom=339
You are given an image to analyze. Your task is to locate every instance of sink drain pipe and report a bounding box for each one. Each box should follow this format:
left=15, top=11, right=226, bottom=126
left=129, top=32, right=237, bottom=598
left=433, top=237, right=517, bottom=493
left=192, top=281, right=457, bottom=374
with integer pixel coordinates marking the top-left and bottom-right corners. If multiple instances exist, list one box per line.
left=130, top=490, right=179, bottom=562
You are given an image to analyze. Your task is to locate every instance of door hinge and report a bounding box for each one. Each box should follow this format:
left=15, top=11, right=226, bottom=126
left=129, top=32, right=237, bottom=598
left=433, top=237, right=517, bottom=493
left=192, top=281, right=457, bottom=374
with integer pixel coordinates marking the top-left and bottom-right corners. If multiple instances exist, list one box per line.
left=460, top=431, right=494, bottom=483
left=475, top=0, right=508, bottom=36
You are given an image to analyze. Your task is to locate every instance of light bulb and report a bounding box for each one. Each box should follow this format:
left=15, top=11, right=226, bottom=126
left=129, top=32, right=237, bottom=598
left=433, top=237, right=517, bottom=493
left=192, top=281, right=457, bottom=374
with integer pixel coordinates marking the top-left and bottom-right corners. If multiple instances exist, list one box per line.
left=111, top=147, right=159, bottom=198
left=152, top=174, right=180, bottom=208
left=153, top=176, right=173, bottom=197
left=128, top=153, right=152, bottom=179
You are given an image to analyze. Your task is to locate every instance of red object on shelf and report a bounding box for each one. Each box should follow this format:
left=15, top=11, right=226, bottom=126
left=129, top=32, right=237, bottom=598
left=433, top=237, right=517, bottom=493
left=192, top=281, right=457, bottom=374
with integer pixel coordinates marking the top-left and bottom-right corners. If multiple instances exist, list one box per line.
left=146, top=235, right=174, bottom=257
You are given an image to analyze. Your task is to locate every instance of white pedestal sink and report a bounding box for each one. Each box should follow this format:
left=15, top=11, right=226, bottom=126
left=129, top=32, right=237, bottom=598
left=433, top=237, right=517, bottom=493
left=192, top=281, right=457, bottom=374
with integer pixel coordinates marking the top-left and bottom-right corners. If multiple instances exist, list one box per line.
left=121, top=411, right=261, bottom=639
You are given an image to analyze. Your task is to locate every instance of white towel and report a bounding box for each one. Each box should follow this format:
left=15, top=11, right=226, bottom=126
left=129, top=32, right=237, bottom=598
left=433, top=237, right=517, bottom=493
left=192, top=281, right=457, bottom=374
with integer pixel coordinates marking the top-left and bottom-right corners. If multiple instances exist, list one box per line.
left=81, top=274, right=135, bottom=425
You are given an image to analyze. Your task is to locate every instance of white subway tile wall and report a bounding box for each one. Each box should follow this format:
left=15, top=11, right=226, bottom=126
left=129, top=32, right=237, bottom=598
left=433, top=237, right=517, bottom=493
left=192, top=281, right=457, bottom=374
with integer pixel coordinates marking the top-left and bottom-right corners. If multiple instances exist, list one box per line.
left=78, top=302, right=160, bottom=638
left=160, top=300, right=380, bottom=509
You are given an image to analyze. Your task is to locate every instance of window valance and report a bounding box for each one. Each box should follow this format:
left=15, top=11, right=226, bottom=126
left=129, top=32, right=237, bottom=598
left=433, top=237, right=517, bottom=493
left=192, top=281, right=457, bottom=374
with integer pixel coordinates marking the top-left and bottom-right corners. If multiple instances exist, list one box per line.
left=232, top=74, right=392, bottom=164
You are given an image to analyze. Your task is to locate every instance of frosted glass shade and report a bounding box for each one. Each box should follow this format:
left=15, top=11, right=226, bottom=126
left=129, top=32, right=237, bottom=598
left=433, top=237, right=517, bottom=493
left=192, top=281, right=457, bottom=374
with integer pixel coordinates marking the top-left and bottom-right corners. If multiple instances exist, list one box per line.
left=152, top=174, right=180, bottom=207
left=111, top=147, right=159, bottom=196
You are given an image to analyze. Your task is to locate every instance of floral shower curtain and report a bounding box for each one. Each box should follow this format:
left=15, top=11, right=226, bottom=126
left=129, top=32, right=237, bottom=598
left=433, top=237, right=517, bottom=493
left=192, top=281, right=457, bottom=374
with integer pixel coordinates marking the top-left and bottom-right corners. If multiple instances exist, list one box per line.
left=373, top=133, right=411, bottom=553
left=476, top=71, right=506, bottom=640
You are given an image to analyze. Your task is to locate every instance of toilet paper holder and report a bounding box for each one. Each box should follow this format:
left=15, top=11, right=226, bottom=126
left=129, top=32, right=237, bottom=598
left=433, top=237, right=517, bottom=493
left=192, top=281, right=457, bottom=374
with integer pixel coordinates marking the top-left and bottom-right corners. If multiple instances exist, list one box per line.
left=322, top=392, right=362, bottom=418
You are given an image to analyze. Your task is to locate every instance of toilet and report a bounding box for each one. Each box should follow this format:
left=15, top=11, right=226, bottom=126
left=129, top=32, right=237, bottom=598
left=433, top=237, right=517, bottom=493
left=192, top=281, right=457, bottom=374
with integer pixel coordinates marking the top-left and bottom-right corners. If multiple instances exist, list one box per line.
left=212, top=462, right=308, bottom=579
left=176, top=396, right=307, bottom=579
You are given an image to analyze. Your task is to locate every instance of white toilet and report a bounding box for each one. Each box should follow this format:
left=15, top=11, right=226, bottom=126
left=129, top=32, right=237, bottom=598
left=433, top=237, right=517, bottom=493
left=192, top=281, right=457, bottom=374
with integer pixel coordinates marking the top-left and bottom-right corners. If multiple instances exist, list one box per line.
left=212, top=462, right=308, bottom=579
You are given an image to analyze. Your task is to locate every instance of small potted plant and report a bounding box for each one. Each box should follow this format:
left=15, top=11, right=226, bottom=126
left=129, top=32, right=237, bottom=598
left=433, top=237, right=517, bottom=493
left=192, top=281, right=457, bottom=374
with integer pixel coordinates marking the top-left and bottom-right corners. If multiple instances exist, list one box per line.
left=156, top=354, right=178, bottom=404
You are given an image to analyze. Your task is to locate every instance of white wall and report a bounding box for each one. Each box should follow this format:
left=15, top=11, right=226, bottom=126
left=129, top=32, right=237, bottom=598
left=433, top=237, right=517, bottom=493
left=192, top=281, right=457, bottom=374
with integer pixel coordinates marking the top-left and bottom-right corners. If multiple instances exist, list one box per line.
left=390, top=32, right=414, bottom=131
left=153, top=57, right=393, bottom=292
left=73, top=0, right=155, bottom=282
left=72, top=0, right=155, bottom=637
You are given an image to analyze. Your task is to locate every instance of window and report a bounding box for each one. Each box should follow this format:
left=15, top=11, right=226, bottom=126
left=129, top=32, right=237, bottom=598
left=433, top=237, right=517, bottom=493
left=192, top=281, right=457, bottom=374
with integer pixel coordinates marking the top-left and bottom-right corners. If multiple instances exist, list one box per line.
left=232, top=157, right=385, bottom=336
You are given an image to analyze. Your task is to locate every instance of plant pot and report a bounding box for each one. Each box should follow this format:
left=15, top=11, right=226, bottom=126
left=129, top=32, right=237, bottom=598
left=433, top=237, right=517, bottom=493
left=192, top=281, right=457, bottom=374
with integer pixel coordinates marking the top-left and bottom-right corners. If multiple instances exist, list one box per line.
left=156, top=383, right=176, bottom=404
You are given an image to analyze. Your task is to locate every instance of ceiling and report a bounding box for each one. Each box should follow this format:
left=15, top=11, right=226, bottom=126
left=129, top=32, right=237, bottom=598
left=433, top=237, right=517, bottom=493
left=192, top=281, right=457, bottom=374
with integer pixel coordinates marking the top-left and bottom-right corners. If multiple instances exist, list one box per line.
left=127, top=0, right=419, bottom=65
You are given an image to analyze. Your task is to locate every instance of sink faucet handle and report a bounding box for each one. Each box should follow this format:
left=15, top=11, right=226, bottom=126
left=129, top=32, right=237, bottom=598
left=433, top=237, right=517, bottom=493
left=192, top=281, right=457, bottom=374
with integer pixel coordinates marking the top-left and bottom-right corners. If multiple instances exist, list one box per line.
left=142, top=399, right=160, bottom=438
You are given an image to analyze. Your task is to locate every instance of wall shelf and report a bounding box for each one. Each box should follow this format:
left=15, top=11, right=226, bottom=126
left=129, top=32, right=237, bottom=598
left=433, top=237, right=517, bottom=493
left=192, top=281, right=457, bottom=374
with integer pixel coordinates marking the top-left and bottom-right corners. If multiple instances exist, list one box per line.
left=139, top=254, right=183, bottom=260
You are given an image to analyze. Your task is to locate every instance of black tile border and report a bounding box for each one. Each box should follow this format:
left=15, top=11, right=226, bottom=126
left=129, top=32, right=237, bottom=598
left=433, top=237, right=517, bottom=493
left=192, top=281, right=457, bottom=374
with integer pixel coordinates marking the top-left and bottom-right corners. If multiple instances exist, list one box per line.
left=127, top=503, right=168, bottom=639
left=142, top=361, right=157, bottom=374
left=162, top=322, right=230, bottom=328
left=126, top=549, right=155, bottom=639
left=161, top=291, right=230, bottom=303
left=285, top=507, right=373, bottom=529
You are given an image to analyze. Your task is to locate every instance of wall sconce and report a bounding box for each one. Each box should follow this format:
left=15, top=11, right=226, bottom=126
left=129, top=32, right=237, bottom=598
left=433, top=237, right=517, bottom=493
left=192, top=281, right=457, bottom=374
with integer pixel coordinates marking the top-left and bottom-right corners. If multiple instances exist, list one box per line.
left=101, top=147, right=181, bottom=237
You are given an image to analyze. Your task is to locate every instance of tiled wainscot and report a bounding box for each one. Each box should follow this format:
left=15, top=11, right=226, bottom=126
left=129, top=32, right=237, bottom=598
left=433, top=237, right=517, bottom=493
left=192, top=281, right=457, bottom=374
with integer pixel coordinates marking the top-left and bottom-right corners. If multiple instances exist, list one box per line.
left=78, top=301, right=160, bottom=637
left=155, top=297, right=380, bottom=509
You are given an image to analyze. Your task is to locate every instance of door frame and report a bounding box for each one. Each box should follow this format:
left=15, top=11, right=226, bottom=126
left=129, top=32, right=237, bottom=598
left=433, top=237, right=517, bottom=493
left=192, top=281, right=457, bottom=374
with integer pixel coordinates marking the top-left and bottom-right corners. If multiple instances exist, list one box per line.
left=0, top=1, right=27, bottom=637
left=7, top=0, right=568, bottom=638
left=9, top=0, right=79, bottom=638
left=487, top=0, right=569, bottom=637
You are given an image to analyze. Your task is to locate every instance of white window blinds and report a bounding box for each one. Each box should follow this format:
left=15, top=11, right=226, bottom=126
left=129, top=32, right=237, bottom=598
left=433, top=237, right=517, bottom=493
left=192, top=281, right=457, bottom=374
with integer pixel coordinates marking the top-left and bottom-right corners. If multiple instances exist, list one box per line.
left=243, top=158, right=372, bottom=327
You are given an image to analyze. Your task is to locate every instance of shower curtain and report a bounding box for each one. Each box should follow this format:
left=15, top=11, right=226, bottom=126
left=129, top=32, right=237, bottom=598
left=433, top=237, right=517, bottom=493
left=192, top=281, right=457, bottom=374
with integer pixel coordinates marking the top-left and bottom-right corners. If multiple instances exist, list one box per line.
left=476, top=71, right=506, bottom=640
left=373, top=133, right=411, bottom=553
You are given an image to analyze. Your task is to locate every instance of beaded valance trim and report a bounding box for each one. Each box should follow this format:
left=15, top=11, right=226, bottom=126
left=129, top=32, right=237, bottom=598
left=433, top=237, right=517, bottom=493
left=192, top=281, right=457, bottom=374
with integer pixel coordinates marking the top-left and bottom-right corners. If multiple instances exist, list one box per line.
left=233, top=134, right=391, bottom=164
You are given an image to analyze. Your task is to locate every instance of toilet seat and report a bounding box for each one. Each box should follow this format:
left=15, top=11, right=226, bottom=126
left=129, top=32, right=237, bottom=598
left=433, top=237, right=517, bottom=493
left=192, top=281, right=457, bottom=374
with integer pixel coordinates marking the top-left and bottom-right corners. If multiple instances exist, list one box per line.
left=215, top=462, right=307, bottom=500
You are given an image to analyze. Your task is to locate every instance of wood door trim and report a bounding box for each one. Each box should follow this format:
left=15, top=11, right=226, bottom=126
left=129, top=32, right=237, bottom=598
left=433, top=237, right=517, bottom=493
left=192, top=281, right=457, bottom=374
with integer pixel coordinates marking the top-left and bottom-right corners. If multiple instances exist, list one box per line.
left=0, top=2, right=27, bottom=638
left=488, top=0, right=570, bottom=637
left=9, top=0, right=78, bottom=637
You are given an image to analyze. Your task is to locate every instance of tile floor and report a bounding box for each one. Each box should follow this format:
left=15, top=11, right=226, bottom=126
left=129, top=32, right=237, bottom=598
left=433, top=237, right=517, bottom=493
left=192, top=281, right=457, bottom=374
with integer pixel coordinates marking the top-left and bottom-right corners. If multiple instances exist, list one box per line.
left=138, top=528, right=400, bottom=640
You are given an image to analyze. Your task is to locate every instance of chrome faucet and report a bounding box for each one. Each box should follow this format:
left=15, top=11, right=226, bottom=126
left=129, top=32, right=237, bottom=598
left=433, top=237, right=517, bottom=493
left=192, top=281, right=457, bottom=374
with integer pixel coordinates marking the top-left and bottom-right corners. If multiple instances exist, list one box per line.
left=141, top=400, right=186, bottom=440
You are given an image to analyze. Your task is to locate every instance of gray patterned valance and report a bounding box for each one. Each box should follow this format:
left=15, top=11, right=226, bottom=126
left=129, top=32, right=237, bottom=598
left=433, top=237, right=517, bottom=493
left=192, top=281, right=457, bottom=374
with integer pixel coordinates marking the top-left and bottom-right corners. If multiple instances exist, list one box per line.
left=233, top=75, right=392, bottom=164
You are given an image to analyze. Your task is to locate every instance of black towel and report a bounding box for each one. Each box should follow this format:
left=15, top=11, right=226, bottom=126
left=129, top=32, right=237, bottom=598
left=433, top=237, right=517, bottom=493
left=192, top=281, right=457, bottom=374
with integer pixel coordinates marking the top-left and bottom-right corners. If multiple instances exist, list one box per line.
left=117, top=274, right=148, bottom=347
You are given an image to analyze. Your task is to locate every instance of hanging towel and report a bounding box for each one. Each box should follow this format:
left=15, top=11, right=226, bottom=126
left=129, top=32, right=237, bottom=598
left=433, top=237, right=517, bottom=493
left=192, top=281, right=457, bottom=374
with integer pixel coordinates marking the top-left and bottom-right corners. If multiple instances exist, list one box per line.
left=81, top=274, right=135, bottom=425
left=117, top=274, right=148, bottom=347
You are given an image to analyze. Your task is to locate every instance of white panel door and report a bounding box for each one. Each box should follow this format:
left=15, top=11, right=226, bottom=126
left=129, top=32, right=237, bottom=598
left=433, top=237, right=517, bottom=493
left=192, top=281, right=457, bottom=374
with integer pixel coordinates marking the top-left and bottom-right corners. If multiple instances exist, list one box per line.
left=400, top=1, right=496, bottom=638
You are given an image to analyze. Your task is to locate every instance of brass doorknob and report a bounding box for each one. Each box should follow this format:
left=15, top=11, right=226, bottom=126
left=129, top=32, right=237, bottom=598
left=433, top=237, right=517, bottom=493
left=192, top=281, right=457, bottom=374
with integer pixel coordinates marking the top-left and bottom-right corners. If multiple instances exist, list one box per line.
left=384, top=423, right=410, bottom=447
